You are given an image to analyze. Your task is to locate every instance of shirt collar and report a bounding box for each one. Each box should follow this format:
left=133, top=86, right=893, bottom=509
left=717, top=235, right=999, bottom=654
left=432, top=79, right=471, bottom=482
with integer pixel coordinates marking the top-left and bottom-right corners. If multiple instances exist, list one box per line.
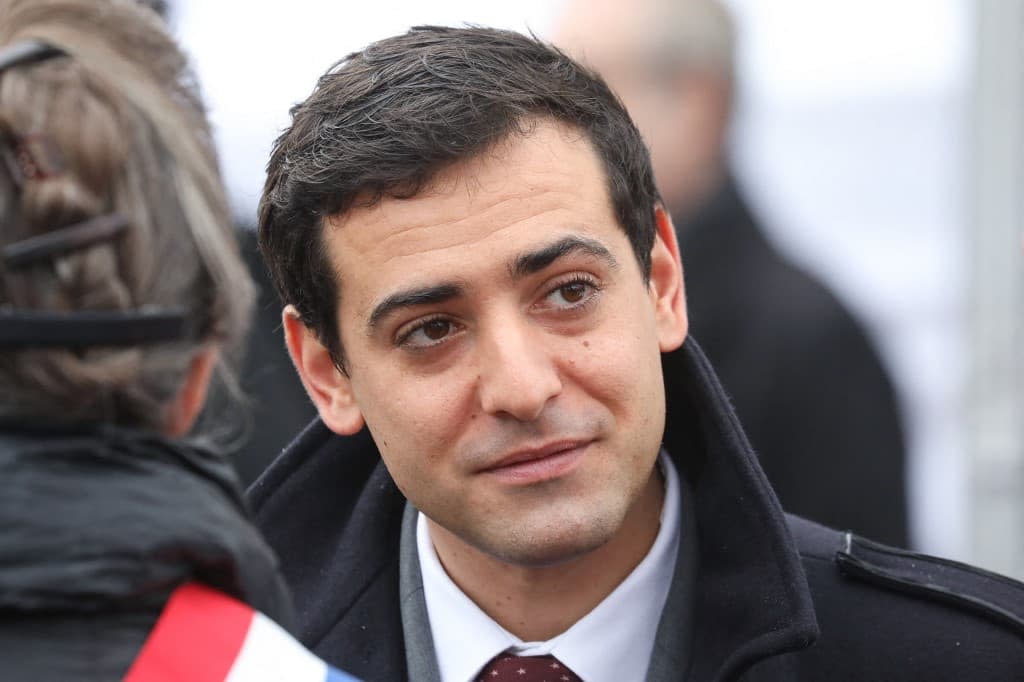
left=417, top=451, right=682, bottom=682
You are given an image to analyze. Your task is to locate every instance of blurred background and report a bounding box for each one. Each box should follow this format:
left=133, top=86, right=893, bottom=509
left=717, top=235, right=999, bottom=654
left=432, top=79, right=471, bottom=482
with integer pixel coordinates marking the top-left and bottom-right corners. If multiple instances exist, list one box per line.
left=168, top=0, right=1023, bottom=580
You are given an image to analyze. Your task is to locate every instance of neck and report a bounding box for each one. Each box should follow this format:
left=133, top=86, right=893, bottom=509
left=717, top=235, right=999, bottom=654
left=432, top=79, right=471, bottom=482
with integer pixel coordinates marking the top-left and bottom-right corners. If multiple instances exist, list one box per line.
left=426, top=468, right=665, bottom=641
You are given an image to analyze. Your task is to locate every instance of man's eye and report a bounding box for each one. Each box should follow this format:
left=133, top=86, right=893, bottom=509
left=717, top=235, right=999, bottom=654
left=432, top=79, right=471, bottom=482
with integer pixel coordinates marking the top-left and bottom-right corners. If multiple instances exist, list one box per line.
left=398, top=317, right=457, bottom=349
left=558, top=282, right=589, bottom=304
left=421, top=319, right=452, bottom=340
left=546, top=278, right=598, bottom=308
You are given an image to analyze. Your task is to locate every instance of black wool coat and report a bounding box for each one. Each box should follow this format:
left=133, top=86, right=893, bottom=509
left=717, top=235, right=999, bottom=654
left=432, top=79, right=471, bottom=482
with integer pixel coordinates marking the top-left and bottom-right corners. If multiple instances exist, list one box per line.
left=250, top=340, right=1024, bottom=681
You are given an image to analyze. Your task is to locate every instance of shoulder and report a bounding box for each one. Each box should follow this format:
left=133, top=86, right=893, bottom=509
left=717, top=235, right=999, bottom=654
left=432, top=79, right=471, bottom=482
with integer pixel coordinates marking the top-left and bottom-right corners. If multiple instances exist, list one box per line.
left=782, top=514, right=1024, bottom=677
left=248, top=420, right=383, bottom=523
left=246, top=420, right=396, bottom=564
left=788, top=513, right=1024, bottom=631
left=245, top=421, right=407, bottom=653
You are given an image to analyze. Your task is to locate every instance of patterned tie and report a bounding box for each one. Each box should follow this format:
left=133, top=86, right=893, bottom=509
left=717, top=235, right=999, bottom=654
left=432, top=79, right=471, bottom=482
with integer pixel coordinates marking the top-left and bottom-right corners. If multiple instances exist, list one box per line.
left=476, top=653, right=583, bottom=682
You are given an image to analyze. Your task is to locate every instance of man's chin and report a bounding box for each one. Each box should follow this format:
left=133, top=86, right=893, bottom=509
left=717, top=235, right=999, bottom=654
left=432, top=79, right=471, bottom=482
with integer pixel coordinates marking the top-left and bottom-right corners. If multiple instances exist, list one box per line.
left=476, top=518, right=620, bottom=569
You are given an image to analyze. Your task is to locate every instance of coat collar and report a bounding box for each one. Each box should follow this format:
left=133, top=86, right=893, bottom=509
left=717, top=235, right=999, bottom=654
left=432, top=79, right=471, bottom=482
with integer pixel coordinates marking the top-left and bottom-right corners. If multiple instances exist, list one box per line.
left=663, top=340, right=819, bottom=679
left=249, top=338, right=818, bottom=680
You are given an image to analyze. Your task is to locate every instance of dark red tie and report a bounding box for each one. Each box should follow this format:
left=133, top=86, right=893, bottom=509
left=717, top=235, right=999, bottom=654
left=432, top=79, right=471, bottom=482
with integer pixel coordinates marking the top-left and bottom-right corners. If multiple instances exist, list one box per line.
left=476, top=653, right=583, bottom=682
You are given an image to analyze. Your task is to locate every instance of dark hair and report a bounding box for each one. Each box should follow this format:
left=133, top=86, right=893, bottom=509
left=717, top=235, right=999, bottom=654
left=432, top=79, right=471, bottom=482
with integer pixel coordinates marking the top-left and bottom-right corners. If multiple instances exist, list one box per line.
left=258, top=25, right=660, bottom=368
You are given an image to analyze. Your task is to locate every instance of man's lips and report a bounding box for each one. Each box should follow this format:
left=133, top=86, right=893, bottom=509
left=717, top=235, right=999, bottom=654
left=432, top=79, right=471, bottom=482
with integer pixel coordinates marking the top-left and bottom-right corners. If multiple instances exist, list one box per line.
left=479, top=439, right=591, bottom=484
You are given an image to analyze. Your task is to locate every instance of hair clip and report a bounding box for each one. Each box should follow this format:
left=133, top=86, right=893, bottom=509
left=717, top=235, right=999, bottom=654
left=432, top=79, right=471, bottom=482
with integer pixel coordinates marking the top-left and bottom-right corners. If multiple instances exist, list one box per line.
left=0, top=307, right=190, bottom=348
left=0, top=39, right=64, bottom=74
left=0, top=42, right=186, bottom=350
left=3, top=212, right=130, bottom=268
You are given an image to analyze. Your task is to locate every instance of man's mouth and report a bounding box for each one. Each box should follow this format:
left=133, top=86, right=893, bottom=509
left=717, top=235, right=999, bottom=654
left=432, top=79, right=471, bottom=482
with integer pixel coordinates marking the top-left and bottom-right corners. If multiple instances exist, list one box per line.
left=481, top=439, right=591, bottom=484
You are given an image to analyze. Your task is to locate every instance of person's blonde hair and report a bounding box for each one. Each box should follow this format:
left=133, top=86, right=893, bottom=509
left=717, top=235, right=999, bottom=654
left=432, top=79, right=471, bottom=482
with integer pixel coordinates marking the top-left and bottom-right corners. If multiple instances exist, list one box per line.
left=0, top=0, right=253, bottom=432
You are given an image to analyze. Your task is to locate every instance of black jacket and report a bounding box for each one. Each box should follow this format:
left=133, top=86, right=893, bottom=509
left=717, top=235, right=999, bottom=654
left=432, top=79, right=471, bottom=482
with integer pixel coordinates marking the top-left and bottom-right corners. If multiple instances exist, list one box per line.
left=679, top=177, right=909, bottom=547
left=0, top=422, right=294, bottom=681
left=250, top=340, right=1023, bottom=681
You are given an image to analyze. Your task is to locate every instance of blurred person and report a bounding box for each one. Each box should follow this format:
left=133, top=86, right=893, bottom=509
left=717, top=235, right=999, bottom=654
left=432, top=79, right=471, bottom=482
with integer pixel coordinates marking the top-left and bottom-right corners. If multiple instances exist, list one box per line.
left=555, top=0, right=910, bottom=547
left=0, top=1, right=354, bottom=679
left=251, top=25, right=1023, bottom=681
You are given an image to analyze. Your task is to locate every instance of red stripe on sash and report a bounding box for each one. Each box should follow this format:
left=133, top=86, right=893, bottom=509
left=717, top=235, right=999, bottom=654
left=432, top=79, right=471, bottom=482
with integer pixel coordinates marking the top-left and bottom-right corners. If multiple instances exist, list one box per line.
left=124, top=582, right=255, bottom=682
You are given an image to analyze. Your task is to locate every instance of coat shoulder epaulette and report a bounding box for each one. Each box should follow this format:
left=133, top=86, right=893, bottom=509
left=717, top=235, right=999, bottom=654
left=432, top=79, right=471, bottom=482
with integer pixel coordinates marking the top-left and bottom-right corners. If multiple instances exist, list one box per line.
left=836, top=533, right=1024, bottom=636
left=787, top=513, right=1024, bottom=637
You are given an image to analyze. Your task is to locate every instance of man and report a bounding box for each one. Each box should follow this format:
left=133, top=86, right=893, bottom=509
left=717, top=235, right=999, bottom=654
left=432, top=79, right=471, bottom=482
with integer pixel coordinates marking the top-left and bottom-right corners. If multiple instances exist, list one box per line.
left=554, top=0, right=910, bottom=547
left=251, top=26, right=1023, bottom=681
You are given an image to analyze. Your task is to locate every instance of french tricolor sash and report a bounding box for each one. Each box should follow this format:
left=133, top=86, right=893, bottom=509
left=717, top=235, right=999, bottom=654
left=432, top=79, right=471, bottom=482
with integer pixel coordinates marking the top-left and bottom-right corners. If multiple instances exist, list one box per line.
left=124, top=582, right=357, bottom=681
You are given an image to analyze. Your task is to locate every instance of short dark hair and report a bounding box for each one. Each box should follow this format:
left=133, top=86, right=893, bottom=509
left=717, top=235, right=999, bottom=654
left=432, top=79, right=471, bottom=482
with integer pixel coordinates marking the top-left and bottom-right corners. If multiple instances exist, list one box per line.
left=258, top=25, right=661, bottom=368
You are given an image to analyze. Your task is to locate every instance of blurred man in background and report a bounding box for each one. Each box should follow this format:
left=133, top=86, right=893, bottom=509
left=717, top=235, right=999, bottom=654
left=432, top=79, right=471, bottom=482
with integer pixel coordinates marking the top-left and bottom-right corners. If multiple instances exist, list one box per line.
left=555, top=0, right=909, bottom=547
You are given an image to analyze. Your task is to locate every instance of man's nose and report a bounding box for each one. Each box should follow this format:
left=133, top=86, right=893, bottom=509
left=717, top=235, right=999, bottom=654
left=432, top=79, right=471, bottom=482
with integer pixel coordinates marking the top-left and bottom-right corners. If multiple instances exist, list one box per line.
left=476, top=317, right=563, bottom=422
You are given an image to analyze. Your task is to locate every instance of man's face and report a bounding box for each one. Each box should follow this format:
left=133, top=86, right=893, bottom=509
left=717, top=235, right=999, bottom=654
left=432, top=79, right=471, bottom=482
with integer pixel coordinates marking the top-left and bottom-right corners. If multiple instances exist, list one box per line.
left=300, top=120, right=686, bottom=567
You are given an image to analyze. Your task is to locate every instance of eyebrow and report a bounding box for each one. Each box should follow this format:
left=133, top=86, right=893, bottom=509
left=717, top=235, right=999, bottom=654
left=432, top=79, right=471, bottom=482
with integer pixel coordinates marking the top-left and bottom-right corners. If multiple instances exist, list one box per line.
left=365, top=234, right=619, bottom=333
left=508, top=235, right=619, bottom=279
left=367, top=283, right=463, bottom=332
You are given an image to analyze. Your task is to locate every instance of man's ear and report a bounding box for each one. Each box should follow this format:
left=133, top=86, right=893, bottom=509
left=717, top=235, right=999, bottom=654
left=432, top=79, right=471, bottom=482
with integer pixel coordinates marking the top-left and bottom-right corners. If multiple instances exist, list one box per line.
left=648, top=204, right=688, bottom=352
left=283, top=305, right=365, bottom=435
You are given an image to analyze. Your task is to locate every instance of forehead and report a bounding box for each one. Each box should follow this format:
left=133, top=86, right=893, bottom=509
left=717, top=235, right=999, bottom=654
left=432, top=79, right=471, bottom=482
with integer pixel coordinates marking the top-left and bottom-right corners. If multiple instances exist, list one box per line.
left=323, top=121, right=628, bottom=306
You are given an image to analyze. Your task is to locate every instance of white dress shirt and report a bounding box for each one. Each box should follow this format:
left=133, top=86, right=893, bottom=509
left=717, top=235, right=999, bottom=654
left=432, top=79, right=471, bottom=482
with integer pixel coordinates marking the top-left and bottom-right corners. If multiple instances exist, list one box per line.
left=417, top=452, right=682, bottom=682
